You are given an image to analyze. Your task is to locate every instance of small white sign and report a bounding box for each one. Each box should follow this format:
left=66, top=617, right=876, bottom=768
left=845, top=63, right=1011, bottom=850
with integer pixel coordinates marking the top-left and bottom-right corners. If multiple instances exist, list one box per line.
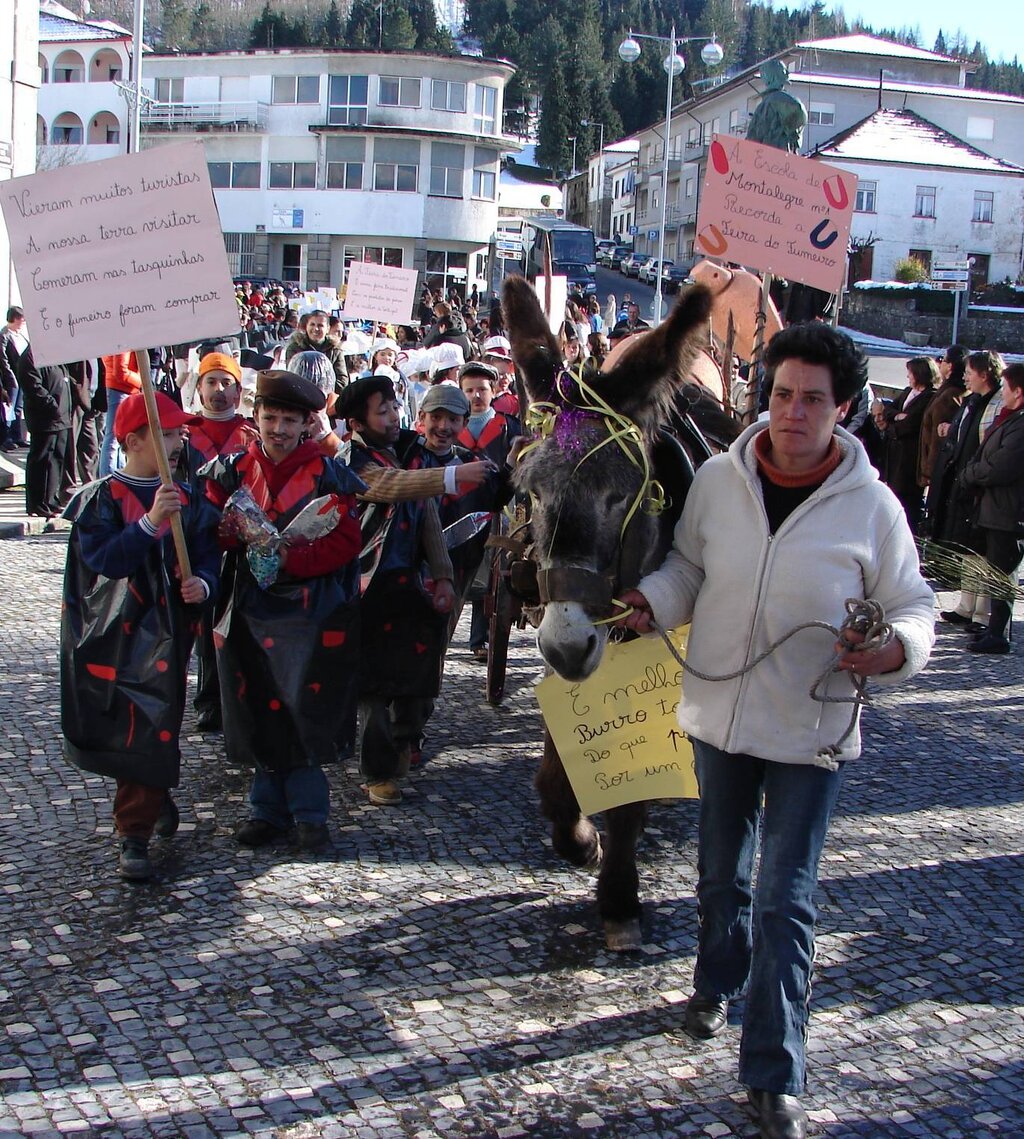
left=342, top=261, right=419, bottom=325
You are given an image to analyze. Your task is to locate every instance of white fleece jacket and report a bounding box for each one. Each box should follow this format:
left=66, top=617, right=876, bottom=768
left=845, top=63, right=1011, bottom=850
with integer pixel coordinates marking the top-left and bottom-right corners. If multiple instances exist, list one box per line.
left=637, top=423, right=935, bottom=764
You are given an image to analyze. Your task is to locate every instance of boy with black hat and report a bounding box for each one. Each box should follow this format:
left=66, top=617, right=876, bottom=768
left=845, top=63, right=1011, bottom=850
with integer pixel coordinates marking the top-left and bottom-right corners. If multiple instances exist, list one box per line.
left=61, top=392, right=221, bottom=881
left=177, top=351, right=259, bottom=732
left=202, top=370, right=366, bottom=851
left=334, top=376, right=466, bottom=804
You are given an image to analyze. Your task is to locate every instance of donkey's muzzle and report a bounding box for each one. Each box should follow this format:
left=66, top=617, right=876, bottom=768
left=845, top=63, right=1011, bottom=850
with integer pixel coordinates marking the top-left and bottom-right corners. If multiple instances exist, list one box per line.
left=537, top=567, right=615, bottom=614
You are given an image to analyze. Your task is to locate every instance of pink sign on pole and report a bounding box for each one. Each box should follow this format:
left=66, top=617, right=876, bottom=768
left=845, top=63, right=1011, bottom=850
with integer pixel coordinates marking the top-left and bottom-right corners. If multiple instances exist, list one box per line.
left=0, top=141, right=239, bottom=367
left=696, top=134, right=858, bottom=294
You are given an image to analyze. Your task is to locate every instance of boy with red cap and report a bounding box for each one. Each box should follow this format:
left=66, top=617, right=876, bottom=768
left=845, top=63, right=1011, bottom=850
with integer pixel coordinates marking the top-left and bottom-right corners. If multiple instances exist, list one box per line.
left=177, top=351, right=259, bottom=732
left=61, top=392, right=221, bottom=882
left=202, top=370, right=366, bottom=851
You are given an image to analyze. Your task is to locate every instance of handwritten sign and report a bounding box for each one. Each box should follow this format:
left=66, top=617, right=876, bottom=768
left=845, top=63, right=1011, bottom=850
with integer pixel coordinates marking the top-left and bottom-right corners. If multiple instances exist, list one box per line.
left=536, top=628, right=697, bottom=815
left=696, top=134, right=857, bottom=294
left=0, top=142, right=239, bottom=366
left=342, top=262, right=419, bottom=325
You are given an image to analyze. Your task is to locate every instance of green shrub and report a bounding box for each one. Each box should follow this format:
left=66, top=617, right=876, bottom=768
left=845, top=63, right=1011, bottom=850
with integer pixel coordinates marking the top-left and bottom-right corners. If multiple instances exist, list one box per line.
left=894, top=257, right=930, bottom=284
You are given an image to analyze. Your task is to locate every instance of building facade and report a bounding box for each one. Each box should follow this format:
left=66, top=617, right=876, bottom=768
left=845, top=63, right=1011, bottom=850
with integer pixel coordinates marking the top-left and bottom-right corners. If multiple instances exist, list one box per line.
left=139, top=48, right=517, bottom=300
left=599, top=34, right=1024, bottom=286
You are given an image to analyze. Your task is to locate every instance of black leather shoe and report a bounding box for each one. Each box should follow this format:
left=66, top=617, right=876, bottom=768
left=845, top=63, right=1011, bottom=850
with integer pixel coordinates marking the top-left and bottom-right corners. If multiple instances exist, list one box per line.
left=295, top=822, right=330, bottom=851
left=965, top=621, right=988, bottom=636
left=968, top=633, right=1011, bottom=654
left=747, top=1089, right=808, bottom=1139
left=939, top=609, right=971, bottom=626
left=153, top=793, right=180, bottom=838
left=684, top=993, right=729, bottom=1038
left=195, top=710, right=222, bottom=733
left=234, top=818, right=285, bottom=847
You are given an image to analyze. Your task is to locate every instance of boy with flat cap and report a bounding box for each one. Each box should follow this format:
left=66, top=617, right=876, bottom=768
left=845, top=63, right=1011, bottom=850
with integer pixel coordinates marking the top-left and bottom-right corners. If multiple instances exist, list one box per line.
left=61, top=392, right=221, bottom=881
left=177, top=351, right=258, bottom=732
left=202, top=370, right=366, bottom=851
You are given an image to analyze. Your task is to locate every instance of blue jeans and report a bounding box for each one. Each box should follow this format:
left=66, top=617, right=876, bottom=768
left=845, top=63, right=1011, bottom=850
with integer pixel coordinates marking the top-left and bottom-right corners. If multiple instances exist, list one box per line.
left=249, top=767, right=329, bottom=829
left=692, top=738, right=844, bottom=1096
left=98, top=389, right=126, bottom=477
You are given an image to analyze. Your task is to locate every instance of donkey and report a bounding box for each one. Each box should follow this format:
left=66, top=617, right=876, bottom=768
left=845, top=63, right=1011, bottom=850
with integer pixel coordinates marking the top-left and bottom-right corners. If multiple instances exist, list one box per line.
left=503, top=275, right=730, bottom=951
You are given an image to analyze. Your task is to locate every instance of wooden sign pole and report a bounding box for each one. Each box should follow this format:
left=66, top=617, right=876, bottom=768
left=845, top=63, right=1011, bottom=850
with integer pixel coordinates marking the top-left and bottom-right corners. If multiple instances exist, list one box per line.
left=135, top=349, right=192, bottom=578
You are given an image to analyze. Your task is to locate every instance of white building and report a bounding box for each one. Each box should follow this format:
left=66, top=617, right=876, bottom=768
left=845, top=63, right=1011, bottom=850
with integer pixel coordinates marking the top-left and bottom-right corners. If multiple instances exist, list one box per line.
left=609, top=33, right=1024, bottom=285
left=139, top=48, right=518, bottom=300
left=814, top=108, right=1024, bottom=288
left=2, top=0, right=41, bottom=311
left=36, top=2, right=134, bottom=169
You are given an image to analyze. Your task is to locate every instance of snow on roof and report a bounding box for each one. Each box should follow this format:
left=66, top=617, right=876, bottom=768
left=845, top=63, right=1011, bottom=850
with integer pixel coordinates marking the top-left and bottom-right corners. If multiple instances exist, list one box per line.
left=797, top=34, right=959, bottom=64
left=40, top=12, right=128, bottom=42
left=815, top=108, right=1024, bottom=173
left=789, top=70, right=1024, bottom=106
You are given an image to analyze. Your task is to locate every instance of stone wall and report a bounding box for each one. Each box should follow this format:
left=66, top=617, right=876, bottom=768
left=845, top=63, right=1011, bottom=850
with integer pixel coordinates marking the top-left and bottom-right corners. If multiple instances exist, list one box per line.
left=841, top=290, right=1024, bottom=353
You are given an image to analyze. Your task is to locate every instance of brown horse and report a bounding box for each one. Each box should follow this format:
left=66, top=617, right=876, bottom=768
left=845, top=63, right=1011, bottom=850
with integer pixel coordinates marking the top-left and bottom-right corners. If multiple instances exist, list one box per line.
left=503, top=276, right=735, bottom=950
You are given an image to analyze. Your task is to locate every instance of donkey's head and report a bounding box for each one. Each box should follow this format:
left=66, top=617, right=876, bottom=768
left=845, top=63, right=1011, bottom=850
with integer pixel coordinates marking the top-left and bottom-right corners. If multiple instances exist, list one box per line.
left=503, top=277, right=712, bottom=681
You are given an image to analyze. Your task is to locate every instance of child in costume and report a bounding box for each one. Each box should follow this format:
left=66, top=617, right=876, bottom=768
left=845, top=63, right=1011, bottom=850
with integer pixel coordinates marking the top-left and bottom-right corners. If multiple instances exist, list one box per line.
left=61, top=392, right=220, bottom=881
left=202, top=370, right=365, bottom=851
left=177, top=351, right=258, bottom=732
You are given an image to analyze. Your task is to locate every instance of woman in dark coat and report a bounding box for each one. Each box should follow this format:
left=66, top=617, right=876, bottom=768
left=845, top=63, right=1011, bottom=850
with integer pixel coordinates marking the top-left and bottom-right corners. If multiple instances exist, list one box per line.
left=958, top=363, right=1024, bottom=654
left=919, top=345, right=967, bottom=496
left=930, top=350, right=1004, bottom=627
left=883, top=356, right=936, bottom=533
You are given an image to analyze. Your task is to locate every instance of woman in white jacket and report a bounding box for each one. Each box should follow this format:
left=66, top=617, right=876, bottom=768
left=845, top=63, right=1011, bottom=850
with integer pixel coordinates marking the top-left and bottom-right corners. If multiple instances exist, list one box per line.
left=622, top=322, right=935, bottom=1139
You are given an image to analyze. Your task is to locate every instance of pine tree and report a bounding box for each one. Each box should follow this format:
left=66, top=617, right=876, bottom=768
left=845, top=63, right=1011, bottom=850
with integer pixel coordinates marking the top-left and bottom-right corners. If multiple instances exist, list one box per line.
left=159, top=0, right=194, bottom=49
left=537, top=66, right=571, bottom=173
left=325, top=0, right=343, bottom=44
left=933, top=30, right=947, bottom=55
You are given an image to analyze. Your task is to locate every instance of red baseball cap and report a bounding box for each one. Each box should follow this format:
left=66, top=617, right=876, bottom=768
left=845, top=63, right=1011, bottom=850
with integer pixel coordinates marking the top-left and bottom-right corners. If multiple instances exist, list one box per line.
left=114, top=392, right=202, bottom=445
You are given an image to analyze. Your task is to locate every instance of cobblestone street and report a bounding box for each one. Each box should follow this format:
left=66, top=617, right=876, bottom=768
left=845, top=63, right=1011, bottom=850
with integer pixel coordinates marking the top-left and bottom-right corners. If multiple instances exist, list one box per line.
left=1, top=532, right=1022, bottom=1138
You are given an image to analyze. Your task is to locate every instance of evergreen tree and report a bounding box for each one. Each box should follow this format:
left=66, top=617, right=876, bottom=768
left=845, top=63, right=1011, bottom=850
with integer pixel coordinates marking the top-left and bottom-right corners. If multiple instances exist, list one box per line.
left=933, top=30, right=947, bottom=55
left=382, top=2, right=417, bottom=51
left=325, top=0, right=343, bottom=44
left=537, top=66, right=571, bottom=173
left=159, top=0, right=194, bottom=49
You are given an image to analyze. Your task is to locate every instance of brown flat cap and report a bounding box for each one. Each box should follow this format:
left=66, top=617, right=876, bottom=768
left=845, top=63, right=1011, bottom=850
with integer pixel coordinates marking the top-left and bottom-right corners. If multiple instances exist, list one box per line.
left=255, top=369, right=326, bottom=412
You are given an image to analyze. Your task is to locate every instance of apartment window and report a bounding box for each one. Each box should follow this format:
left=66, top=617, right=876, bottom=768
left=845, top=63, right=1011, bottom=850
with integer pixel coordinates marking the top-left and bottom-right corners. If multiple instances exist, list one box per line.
left=700, top=121, right=713, bottom=144
left=208, top=161, right=260, bottom=189
left=728, top=108, right=741, bottom=131
left=154, top=77, right=184, bottom=103
left=425, top=249, right=468, bottom=297
left=472, top=146, right=497, bottom=199
left=808, top=102, right=835, bottom=126
left=914, top=186, right=936, bottom=218
left=341, top=244, right=403, bottom=282
left=54, top=66, right=84, bottom=84
left=373, top=138, right=419, bottom=192
left=269, top=162, right=316, bottom=189
left=855, top=180, right=876, bottom=212
left=430, top=142, right=464, bottom=197
left=328, top=74, right=368, bottom=125
left=224, top=232, right=256, bottom=277
left=685, top=177, right=694, bottom=198
left=973, top=190, right=994, bottom=223
left=687, top=125, right=698, bottom=146
left=473, top=84, right=497, bottom=133
left=272, top=75, right=320, bottom=104
left=326, top=137, right=365, bottom=190
left=908, top=248, right=932, bottom=275
left=105, top=126, right=120, bottom=144
left=380, top=76, right=420, bottom=108
left=53, top=123, right=83, bottom=145
left=431, top=79, right=467, bottom=112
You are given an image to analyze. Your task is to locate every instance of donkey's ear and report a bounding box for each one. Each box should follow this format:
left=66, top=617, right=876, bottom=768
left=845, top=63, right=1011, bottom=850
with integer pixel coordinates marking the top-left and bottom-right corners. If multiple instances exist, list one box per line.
left=502, top=275, right=561, bottom=403
left=598, top=285, right=713, bottom=424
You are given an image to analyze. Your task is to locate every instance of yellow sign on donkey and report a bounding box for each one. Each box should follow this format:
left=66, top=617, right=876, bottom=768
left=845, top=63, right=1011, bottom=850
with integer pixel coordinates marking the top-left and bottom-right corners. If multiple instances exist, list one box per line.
left=536, top=628, right=697, bottom=816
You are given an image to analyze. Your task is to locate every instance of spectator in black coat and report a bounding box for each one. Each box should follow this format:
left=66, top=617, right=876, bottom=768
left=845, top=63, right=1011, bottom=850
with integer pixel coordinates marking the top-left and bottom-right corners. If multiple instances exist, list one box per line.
left=18, top=347, right=72, bottom=518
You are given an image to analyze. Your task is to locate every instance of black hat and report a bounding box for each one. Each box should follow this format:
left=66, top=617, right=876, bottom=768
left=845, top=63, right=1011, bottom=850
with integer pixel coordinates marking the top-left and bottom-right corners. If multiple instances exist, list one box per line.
left=334, top=376, right=397, bottom=423
left=255, top=369, right=326, bottom=412
left=240, top=348, right=275, bottom=371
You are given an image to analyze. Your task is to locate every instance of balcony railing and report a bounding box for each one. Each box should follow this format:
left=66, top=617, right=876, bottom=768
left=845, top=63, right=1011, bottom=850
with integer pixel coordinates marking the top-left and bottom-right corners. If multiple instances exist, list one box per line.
left=142, top=101, right=269, bottom=132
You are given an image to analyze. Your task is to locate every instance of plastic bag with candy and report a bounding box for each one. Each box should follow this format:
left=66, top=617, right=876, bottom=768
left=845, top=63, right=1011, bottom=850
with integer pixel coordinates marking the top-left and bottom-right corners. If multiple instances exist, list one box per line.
left=219, top=486, right=281, bottom=550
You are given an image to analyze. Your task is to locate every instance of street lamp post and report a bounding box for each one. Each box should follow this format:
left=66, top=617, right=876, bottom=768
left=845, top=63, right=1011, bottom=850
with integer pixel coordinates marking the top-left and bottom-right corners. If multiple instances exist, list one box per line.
left=618, top=26, right=723, bottom=323
left=581, top=119, right=604, bottom=238
left=568, top=135, right=577, bottom=176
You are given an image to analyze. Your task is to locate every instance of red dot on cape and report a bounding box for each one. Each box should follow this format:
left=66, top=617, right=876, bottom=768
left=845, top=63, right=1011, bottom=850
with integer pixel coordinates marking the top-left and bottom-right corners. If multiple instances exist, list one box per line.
left=269, top=699, right=281, bottom=710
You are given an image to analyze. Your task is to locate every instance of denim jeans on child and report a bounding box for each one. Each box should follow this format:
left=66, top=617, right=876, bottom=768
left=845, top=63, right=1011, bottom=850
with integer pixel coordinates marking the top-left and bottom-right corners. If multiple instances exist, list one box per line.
left=692, top=737, right=845, bottom=1096
left=249, top=766, right=329, bottom=829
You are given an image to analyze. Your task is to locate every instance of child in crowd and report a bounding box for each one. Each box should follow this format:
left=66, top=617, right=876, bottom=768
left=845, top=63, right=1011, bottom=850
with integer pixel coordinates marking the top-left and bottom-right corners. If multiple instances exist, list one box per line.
left=457, top=362, right=522, bottom=662
left=61, top=392, right=220, bottom=881
left=202, top=371, right=366, bottom=851
left=177, top=351, right=258, bottom=732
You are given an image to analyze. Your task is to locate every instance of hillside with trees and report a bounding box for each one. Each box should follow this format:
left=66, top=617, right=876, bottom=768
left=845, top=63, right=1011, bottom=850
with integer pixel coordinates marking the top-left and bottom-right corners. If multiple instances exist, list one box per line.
left=83, top=0, right=1024, bottom=173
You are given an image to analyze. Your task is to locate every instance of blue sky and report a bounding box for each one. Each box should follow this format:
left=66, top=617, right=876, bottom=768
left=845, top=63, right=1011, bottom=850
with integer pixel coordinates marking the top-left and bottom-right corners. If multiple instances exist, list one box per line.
left=815, top=2, right=1021, bottom=62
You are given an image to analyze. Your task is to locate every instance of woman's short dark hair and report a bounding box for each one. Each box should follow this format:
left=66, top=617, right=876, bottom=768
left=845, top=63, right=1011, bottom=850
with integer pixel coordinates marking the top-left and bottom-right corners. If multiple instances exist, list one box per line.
left=944, top=344, right=968, bottom=387
left=906, top=356, right=939, bottom=389
left=967, top=350, right=1004, bottom=389
left=1002, top=362, right=1024, bottom=393
left=763, top=322, right=868, bottom=406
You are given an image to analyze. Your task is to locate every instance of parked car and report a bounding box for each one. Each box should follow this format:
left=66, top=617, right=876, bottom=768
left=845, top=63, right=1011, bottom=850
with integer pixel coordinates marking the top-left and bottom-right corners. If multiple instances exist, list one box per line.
left=640, top=258, right=672, bottom=285
left=601, top=244, right=631, bottom=268
left=621, top=252, right=646, bottom=277
left=595, top=239, right=617, bottom=262
left=663, top=264, right=694, bottom=294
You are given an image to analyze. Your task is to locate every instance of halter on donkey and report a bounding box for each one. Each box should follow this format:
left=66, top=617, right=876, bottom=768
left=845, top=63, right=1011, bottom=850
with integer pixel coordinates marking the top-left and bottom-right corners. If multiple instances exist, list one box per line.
left=503, top=276, right=728, bottom=950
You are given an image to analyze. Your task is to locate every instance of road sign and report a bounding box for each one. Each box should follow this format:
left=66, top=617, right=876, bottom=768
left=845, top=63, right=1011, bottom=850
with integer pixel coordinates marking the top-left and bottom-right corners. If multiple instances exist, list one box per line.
left=628, top=224, right=637, bottom=235
left=495, top=240, right=522, bottom=254
left=933, top=259, right=970, bottom=272
left=932, top=269, right=970, bottom=282
left=932, top=280, right=969, bottom=291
